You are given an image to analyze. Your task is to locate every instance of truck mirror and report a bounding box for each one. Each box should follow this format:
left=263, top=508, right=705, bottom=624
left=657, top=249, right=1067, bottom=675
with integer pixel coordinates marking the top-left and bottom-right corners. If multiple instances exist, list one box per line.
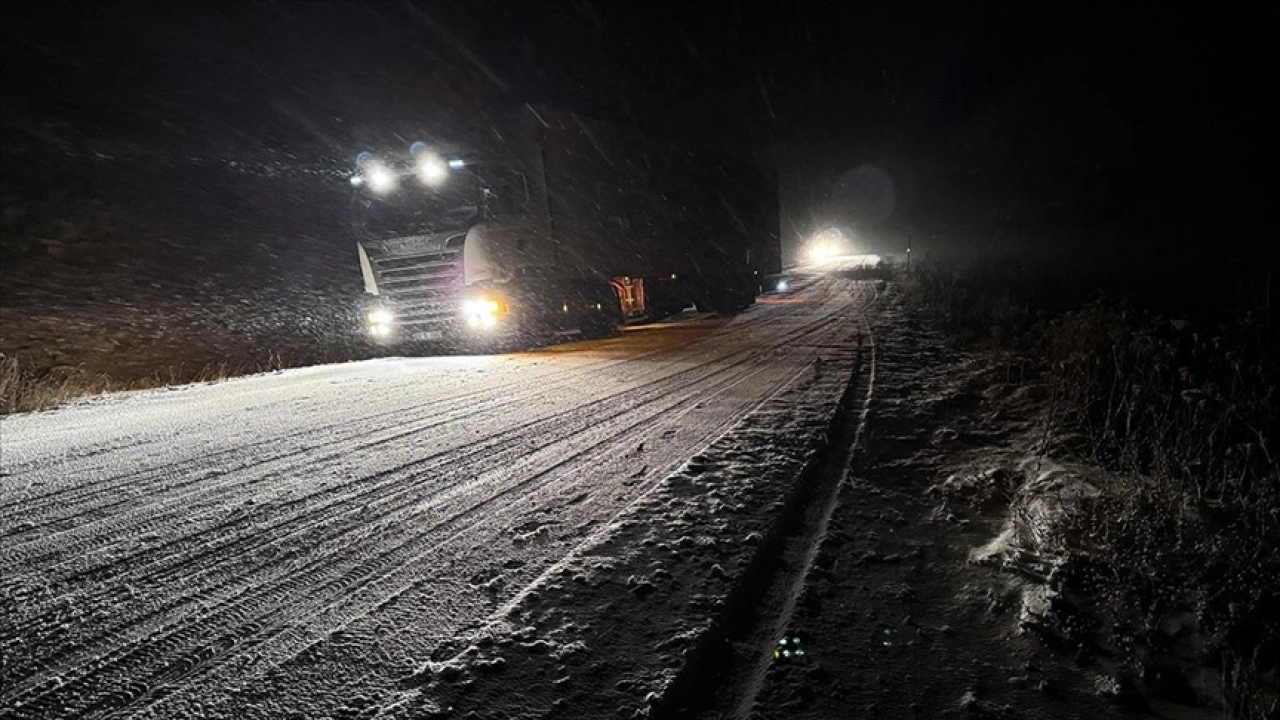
left=482, top=186, right=499, bottom=220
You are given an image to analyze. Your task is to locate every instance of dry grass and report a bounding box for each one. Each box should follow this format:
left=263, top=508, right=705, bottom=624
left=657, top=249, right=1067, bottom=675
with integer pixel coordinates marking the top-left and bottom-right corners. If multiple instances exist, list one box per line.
left=1041, top=303, right=1277, bottom=717
left=0, top=352, right=288, bottom=414
left=902, top=261, right=1279, bottom=717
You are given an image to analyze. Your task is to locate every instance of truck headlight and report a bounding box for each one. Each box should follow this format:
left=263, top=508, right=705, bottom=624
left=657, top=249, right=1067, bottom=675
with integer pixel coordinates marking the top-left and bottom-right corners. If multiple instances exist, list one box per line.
left=417, top=154, right=448, bottom=186
left=462, top=297, right=505, bottom=330
left=366, top=164, right=397, bottom=194
left=367, top=308, right=394, bottom=326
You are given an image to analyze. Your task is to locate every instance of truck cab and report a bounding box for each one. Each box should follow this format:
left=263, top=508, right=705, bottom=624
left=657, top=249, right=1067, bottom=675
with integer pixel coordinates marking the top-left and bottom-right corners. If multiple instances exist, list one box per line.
left=353, top=149, right=620, bottom=347
left=350, top=109, right=778, bottom=352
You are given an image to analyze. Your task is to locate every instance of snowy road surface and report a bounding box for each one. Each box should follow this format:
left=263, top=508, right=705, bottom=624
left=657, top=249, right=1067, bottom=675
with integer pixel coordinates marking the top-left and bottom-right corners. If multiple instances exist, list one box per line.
left=1, top=272, right=874, bottom=719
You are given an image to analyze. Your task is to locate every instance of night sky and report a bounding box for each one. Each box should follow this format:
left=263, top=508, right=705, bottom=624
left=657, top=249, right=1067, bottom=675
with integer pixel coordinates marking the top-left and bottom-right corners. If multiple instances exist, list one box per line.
left=2, top=2, right=1271, bottom=301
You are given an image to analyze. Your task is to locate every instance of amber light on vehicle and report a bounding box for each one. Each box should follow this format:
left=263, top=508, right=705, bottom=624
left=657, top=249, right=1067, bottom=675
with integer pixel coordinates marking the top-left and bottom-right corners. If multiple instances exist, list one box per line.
left=463, top=296, right=507, bottom=329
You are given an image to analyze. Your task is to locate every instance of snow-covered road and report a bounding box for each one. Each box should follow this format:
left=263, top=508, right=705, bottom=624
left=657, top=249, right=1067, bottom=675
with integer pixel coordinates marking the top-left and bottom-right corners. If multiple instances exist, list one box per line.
left=1, top=272, right=875, bottom=719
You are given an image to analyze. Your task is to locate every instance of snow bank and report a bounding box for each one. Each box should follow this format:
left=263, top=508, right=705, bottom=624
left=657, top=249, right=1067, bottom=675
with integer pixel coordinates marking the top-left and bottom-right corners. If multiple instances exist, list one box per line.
left=966, top=454, right=1245, bottom=711
left=967, top=456, right=1102, bottom=580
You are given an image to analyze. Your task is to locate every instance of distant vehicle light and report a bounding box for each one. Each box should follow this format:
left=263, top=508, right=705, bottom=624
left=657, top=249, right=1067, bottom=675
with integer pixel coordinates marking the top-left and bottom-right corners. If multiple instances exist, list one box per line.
left=775, top=279, right=789, bottom=292
left=349, top=175, right=364, bottom=187
left=366, top=164, right=397, bottom=194
left=807, top=242, right=838, bottom=262
left=806, top=227, right=849, bottom=263
left=417, top=154, right=448, bottom=186
left=448, top=158, right=466, bottom=170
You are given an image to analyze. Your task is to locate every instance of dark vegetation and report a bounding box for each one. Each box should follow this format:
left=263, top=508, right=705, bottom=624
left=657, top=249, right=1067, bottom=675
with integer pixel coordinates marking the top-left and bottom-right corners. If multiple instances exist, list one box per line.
left=903, top=259, right=1278, bottom=717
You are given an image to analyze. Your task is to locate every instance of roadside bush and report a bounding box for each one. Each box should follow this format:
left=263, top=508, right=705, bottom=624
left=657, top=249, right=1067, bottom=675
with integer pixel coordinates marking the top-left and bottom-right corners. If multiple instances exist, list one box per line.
left=1041, top=302, right=1278, bottom=716
left=0, top=355, right=112, bottom=414
left=0, top=353, right=289, bottom=414
left=903, top=260, right=1279, bottom=716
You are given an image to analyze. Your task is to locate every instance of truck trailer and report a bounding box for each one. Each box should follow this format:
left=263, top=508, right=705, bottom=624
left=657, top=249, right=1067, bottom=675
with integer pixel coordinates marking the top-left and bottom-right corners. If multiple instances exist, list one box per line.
left=350, top=107, right=780, bottom=348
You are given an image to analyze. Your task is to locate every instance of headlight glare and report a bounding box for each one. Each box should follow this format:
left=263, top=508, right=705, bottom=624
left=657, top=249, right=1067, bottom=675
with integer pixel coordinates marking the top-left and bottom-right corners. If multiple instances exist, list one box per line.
left=462, top=296, right=505, bottom=330
left=462, top=298, right=502, bottom=315
left=366, top=163, right=397, bottom=194
left=417, top=153, right=448, bottom=186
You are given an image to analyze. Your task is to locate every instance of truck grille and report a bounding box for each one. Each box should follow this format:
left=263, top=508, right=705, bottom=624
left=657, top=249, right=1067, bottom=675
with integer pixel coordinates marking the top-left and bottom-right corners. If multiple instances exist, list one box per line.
left=368, top=240, right=465, bottom=328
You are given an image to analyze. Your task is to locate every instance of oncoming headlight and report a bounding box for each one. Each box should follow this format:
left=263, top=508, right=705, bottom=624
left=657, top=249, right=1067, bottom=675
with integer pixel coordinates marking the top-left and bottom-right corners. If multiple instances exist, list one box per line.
left=462, top=297, right=505, bottom=330
left=367, top=308, right=394, bottom=326
left=807, top=242, right=837, bottom=262
left=418, top=158, right=447, bottom=186
left=366, top=164, right=397, bottom=194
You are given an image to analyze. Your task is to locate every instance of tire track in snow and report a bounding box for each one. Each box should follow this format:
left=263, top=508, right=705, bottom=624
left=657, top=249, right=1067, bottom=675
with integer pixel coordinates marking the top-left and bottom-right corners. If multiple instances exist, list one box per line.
left=0, top=338, right=706, bottom=533
left=128, top=289, right=870, bottom=720
left=4, top=304, right=826, bottom=608
left=5, top=320, right=839, bottom=717
left=2, top=309, right=804, bottom=575
left=155, top=283, right=876, bottom=720
left=1, top=340, right=772, bottom=697
left=0, top=328, right=736, bottom=518
left=124, top=342, right=818, bottom=720
left=1, top=306, right=848, bottom=717
left=0, top=336, right=726, bottom=564
left=656, top=281, right=880, bottom=720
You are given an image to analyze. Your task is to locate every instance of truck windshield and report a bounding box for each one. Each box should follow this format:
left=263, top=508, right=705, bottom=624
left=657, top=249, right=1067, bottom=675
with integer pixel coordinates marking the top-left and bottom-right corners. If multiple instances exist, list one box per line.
left=354, top=176, right=481, bottom=239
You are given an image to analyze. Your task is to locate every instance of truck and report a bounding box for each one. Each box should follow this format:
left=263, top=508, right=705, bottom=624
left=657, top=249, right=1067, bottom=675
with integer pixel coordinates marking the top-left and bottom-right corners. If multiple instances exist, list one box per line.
left=350, top=107, right=780, bottom=348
